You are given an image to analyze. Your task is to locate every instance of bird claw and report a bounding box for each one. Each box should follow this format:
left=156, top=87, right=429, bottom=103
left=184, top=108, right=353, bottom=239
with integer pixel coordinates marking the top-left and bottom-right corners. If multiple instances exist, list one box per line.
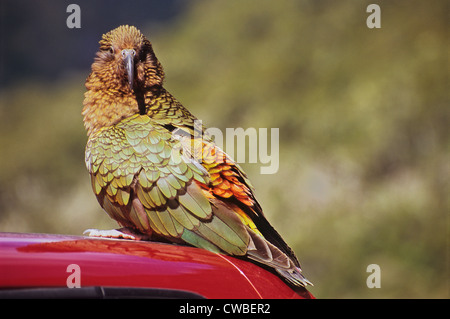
left=83, top=227, right=150, bottom=241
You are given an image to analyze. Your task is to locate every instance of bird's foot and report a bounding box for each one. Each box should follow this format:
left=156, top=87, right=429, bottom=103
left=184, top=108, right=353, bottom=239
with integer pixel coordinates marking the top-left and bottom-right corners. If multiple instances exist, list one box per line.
left=83, top=227, right=150, bottom=241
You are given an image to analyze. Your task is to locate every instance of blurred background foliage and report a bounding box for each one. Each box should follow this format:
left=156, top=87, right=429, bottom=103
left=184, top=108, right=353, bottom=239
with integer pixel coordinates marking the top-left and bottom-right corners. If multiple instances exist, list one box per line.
left=0, top=0, right=448, bottom=298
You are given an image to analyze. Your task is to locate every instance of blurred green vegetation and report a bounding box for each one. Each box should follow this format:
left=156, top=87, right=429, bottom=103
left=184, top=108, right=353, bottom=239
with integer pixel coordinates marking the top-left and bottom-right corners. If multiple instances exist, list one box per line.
left=0, top=0, right=448, bottom=298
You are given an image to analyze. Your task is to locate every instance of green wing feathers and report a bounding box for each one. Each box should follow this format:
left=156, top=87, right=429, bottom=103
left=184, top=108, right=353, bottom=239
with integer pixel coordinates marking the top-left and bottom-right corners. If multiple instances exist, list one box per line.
left=85, top=114, right=249, bottom=255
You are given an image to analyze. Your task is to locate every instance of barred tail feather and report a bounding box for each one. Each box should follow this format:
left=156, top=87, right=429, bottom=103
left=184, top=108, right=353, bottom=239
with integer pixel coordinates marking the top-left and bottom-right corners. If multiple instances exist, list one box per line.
left=246, top=228, right=312, bottom=288
left=276, top=267, right=313, bottom=288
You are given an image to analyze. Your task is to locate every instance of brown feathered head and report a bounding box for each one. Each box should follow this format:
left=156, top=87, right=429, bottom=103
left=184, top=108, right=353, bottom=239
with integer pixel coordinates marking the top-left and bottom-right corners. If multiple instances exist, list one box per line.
left=87, top=25, right=165, bottom=93
left=83, top=25, right=165, bottom=135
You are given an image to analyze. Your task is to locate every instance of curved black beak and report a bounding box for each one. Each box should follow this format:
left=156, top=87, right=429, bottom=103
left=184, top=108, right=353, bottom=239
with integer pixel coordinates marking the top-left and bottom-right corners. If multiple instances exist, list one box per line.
left=122, top=49, right=136, bottom=91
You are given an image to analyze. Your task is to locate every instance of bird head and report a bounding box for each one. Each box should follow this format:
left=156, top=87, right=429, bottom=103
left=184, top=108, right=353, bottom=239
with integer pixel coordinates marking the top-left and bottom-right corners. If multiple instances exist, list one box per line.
left=89, top=25, right=165, bottom=93
left=83, top=25, right=165, bottom=135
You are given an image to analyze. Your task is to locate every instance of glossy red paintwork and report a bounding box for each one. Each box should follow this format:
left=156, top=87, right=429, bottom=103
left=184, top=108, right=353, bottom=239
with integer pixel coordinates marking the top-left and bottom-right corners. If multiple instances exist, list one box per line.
left=0, top=232, right=313, bottom=299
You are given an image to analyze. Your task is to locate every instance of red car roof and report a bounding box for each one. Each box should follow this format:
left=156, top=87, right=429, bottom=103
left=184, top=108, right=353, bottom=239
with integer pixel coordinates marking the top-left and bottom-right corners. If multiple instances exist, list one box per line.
left=0, top=232, right=313, bottom=299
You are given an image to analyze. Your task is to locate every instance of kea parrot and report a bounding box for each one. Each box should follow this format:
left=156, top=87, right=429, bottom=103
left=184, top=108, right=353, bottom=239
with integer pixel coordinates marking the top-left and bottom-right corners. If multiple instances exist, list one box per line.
left=82, top=25, right=311, bottom=288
